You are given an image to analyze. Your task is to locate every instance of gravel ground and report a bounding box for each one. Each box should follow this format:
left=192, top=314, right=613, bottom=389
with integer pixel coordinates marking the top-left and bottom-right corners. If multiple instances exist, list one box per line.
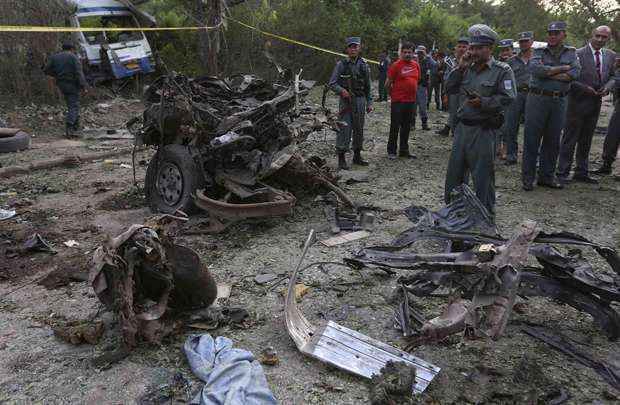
left=0, top=89, right=619, bottom=404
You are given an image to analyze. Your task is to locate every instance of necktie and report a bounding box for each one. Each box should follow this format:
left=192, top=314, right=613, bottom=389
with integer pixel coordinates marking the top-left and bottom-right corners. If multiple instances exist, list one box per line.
left=595, top=50, right=602, bottom=83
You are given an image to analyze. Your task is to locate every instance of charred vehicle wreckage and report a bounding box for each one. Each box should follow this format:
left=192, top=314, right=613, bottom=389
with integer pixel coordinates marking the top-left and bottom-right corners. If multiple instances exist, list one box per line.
left=129, top=70, right=350, bottom=226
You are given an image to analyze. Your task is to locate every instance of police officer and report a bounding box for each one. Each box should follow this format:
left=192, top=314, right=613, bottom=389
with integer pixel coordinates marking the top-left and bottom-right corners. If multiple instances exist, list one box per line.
left=521, top=21, right=580, bottom=191
left=504, top=31, right=534, bottom=165
left=444, top=24, right=516, bottom=214
left=413, top=45, right=433, bottom=130
left=377, top=51, right=391, bottom=102
left=44, top=42, right=88, bottom=137
left=329, top=37, right=373, bottom=169
left=496, top=39, right=514, bottom=160
left=437, top=36, right=470, bottom=137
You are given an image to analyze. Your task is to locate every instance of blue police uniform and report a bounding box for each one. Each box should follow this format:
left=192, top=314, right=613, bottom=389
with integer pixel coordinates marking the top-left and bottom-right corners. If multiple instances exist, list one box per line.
left=444, top=25, right=516, bottom=214
left=522, top=22, right=580, bottom=189
left=504, top=32, right=534, bottom=164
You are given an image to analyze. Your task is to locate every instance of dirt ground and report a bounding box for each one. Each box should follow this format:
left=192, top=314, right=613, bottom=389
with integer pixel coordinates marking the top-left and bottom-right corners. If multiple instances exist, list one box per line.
left=0, top=88, right=619, bottom=404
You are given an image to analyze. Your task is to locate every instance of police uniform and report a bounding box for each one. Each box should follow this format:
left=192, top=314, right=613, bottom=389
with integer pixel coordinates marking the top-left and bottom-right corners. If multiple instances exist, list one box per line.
left=439, top=36, right=470, bottom=137
left=444, top=25, right=516, bottom=214
left=521, top=22, right=580, bottom=190
left=414, top=45, right=432, bottom=130
left=504, top=32, right=534, bottom=164
left=328, top=37, right=373, bottom=167
left=496, top=39, right=514, bottom=159
left=44, top=43, right=87, bottom=137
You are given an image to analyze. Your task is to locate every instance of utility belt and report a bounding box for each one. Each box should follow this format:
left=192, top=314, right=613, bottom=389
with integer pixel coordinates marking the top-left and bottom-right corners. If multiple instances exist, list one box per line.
left=517, top=84, right=529, bottom=93
left=529, top=87, right=568, bottom=98
left=460, top=114, right=504, bottom=130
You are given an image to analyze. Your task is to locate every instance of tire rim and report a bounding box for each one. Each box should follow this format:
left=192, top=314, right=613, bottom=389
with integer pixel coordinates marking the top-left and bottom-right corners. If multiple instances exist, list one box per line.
left=157, top=162, right=184, bottom=206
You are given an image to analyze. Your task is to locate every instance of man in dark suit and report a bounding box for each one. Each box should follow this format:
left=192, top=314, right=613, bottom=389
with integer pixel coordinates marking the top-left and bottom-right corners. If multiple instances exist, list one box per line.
left=557, top=26, right=616, bottom=184
left=593, top=58, right=619, bottom=176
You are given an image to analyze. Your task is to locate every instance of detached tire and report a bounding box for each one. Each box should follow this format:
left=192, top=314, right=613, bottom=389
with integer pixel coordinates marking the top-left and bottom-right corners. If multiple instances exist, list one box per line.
left=145, top=145, right=205, bottom=214
left=0, top=131, right=31, bottom=153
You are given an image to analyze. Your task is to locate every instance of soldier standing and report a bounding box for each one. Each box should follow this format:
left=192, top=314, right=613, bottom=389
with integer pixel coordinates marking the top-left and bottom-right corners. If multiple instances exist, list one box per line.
left=504, top=31, right=534, bottom=165
left=377, top=51, right=391, bottom=102
left=444, top=24, right=516, bottom=214
left=44, top=42, right=89, bottom=138
left=329, top=37, right=373, bottom=170
left=437, top=37, right=470, bottom=137
left=413, top=45, right=433, bottom=130
left=496, top=39, right=514, bottom=160
left=521, top=21, right=580, bottom=191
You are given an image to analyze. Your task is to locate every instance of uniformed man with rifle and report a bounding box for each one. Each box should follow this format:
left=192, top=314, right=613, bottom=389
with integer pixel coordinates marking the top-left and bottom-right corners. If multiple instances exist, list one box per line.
left=329, top=37, right=373, bottom=170
left=444, top=24, right=516, bottom=215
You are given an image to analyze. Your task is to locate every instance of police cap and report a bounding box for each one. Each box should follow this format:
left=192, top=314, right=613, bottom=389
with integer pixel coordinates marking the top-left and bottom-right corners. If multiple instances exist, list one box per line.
left=547, top=21, right=567, bottom=32
left=518, top=31, right=534, bottom=41
left=468, top=24, right=499, bottom=46
left=346, top=37, right=361, bottom=46
left=498, top=39, right=513, bottom=48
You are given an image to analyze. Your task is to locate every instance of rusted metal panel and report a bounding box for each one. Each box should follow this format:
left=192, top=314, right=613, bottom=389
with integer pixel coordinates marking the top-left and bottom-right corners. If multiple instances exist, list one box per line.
left=194, top=188, right=296, bottom=220
left=285, top=231, right=440, bottom=394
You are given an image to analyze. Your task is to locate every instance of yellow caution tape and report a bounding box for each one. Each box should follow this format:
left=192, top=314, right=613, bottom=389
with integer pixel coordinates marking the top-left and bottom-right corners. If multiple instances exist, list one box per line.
left=228, top=18, right=379, bottom=65
left=0, top=19, right=379, bottom=65
left=0, top=25, right=219, bottom=33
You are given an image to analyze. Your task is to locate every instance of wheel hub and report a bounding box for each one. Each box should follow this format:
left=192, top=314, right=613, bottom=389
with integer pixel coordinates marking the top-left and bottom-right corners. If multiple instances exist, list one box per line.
left=157, top=162, right=184, bottom=206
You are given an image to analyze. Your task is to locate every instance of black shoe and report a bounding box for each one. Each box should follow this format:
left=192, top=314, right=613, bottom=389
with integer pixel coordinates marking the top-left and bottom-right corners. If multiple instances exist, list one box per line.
left=352, top=150, right=369, bottom=166
left=337, top=153, right=349, bottom=170
left=505, top=158, right=517, bottom=166
left=592, top=164, right=612, bottom=176
left=572, top=175, right=599, bottom=184
left=522, top=183, right=534, bottom=191
left=398, top=152, right=417, bottom=159
left=537, top=180, right=564, bottom=189
left=557, top=176, right=571, bottom=185
left=436, top=125, right=450, bottom=137
left=422, top=124, right=431, bottom=131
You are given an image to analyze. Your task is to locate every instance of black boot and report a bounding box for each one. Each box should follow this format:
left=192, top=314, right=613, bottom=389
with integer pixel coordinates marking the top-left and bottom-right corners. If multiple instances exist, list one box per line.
left=338, top=152, right=349, bottom=170
left=592, top=162, right=612, bottom=176
left=422, top=121, right=430, bottom=131
left=352, top=150, right=369, bottom=166
left=436, top=125, right=450, bottom=137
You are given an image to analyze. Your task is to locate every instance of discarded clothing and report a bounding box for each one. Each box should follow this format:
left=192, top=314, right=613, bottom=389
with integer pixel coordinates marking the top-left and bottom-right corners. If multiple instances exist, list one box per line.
left=184, top=334, right=278, bottom=405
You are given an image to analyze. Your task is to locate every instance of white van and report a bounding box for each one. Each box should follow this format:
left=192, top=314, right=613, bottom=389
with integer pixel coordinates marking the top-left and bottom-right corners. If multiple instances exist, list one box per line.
left=65, top=0, right=156, bottom=83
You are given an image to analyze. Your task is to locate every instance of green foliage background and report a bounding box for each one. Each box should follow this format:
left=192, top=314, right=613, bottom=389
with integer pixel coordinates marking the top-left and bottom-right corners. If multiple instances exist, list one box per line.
left=142, top=0, right=617, bottom=81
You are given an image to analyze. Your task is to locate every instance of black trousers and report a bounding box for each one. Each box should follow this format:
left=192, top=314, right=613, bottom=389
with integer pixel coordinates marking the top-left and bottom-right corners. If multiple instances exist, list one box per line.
left=388, top=102, right=415, bottom=155
left=602, top=102, right=619, bottom=166
left=428, top=80, right=442, bottom=109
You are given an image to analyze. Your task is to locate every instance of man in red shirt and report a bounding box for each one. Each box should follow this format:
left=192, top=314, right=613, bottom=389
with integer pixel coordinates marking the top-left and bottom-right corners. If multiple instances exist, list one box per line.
left=385, top=42, right=420, bottom=159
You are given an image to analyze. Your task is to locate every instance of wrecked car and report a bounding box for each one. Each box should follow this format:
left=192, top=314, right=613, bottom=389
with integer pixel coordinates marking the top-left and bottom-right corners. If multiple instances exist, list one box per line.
left=131, top=71, right=345, bottom=223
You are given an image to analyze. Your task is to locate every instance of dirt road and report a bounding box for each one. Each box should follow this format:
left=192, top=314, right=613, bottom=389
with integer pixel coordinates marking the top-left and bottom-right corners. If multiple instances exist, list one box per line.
left=1, top=92, right=618, bottom=403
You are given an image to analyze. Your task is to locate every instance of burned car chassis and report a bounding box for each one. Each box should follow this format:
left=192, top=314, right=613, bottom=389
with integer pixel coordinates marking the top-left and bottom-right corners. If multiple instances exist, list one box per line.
left=133, top=73, right=343, bottom=220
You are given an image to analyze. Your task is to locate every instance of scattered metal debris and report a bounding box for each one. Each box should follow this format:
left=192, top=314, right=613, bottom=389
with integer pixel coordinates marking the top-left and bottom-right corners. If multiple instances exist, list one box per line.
left=132, top=72, right=351, bottom=221
left=0, top=208, right=16, bottom=221
left=6, top=233, right=57, bottom=257
left=90, top=222, right=217, bottom=353
left=285, top=230, right=440, bottom=394
left=321, top=230, right=371, bottom=247
left=522, top=325, right=620, bottom=391
left=347, top=185, right=620, bottom=342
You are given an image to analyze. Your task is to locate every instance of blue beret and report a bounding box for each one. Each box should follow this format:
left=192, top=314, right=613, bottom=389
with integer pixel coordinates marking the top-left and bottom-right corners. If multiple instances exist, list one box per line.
left=547, top=21, right=567, bottom=32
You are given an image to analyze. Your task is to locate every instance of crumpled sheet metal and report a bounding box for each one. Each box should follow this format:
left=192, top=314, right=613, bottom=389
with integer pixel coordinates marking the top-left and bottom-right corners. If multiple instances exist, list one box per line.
left=285, top=231, right=440, bottom=394
left=194, top=187, right=296, bottom=220
left=90, top=224, right=217, bottom=347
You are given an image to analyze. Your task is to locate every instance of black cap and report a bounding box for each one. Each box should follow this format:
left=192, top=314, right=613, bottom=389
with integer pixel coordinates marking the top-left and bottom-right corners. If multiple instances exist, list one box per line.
left=62, top=42, right=75, bottom=51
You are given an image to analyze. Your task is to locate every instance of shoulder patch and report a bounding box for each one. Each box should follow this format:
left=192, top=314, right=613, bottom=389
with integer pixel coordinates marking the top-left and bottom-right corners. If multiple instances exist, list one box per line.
left=493, top=60, right=511, bottom=71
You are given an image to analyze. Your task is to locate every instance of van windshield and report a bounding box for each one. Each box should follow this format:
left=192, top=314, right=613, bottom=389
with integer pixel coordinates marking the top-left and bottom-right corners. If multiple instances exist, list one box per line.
left=79, top=15, right=143, bottom=45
